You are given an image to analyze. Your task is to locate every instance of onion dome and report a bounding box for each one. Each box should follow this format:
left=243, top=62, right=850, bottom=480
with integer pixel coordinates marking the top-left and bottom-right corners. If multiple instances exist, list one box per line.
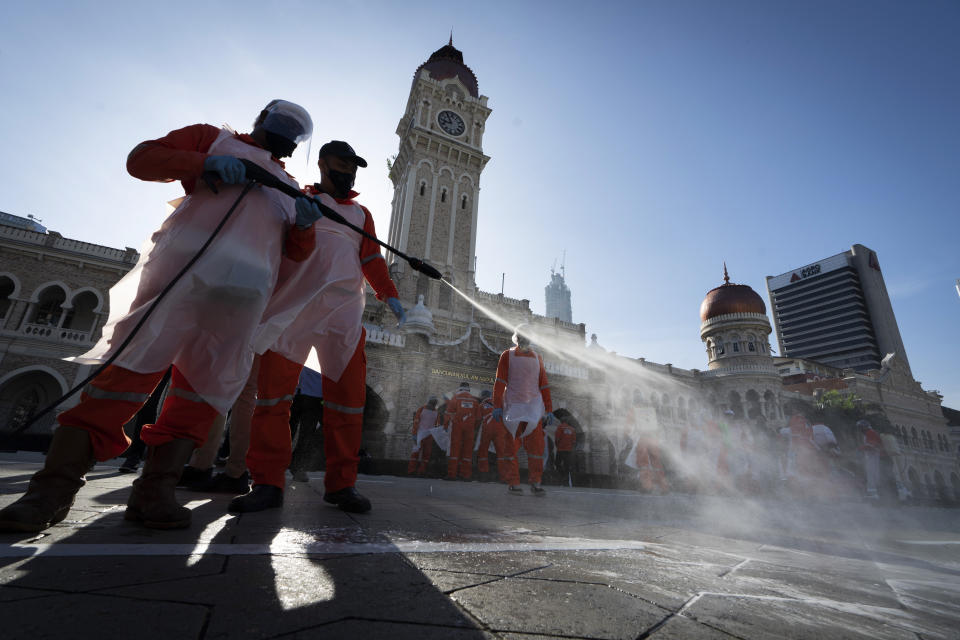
left=414, top=36, right=479, bottom=97
left=699, top=264, right=766, bottom=322
left=403, top=294, right=435, bottom=337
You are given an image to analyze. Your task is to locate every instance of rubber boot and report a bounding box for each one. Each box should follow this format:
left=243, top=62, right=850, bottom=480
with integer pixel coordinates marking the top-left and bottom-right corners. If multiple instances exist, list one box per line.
left=124, top=439, right=194, bottom=529
left=0, top=426, right=95, bottom=532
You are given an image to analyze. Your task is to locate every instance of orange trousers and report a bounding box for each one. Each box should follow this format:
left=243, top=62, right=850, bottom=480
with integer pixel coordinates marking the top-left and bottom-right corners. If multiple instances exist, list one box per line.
left=477, top=420, right=511, bottom=481
left=408, top=435, right=434, bottom=475
left=504, top=421, right=546, bottom=486
left=57, top=364, right=219, bottom=461
left=247, top=332, right=367, bottom=492
left=446, top=423, right=476, bottom=479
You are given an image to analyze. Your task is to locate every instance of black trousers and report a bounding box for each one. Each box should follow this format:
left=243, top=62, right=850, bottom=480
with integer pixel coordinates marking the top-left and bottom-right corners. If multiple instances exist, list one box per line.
left=555, top=450, right=574, bottom=478
left=290, top=395, right=324, bottom=472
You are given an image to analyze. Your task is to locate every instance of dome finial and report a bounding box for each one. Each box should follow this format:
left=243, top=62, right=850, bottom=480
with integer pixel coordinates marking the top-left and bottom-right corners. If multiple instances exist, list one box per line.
left=449, top=30, right=453, bottom=46
left=723, top=262, right=730, bottom=285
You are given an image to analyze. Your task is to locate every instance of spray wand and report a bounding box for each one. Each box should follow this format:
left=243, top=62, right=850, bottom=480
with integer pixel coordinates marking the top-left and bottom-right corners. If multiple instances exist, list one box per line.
left=14, top=162, right=439, bottom=439
left=210, top=160, right=443, bottom=280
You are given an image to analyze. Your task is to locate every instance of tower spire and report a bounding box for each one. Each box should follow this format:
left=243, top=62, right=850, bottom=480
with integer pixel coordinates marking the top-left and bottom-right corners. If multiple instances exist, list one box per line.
left=449, top=30, right=453, bottom=46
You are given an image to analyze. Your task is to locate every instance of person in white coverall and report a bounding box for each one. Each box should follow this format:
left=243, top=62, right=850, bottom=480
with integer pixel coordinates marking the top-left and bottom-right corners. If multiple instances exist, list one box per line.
left=230, top=141, right=404, bottom=515
left=0, top=100, right=319, bottom=532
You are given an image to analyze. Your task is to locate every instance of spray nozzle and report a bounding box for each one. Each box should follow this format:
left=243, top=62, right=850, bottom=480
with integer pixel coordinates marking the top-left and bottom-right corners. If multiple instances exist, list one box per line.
left=409, top=258, right=442, bottom=280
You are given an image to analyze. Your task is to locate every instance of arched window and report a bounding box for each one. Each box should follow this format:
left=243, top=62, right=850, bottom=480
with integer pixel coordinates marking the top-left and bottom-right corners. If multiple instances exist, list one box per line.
left=0, top=276, right=14, bottom=318
left=416, top=275, right=431, bottom=307
left=440, top=188, right=446, bottom=203
left=31, top=285, right=66, bottom=326
left=419, top=182, right=425, bottom=197
left=438, top=273, right=452, bottom=310
left=461, top=194, right=468, bottom=210
left=64, top=291, right=99, bottom=332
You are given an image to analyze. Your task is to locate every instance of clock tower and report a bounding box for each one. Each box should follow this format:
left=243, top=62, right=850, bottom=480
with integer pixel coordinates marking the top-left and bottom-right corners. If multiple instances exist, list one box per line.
left=386, top=39, right=491, bottom=308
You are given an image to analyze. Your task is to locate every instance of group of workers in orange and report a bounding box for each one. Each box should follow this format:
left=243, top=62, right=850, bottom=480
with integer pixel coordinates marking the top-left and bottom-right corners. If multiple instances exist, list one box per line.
left=407, top=328, right=577, bottom=496
left=0, top=99, right=405, bottom=532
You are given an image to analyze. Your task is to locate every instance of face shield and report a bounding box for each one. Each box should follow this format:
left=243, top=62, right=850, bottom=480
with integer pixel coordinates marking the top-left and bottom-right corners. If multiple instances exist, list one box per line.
left=258, top=100, right=313, bottom=144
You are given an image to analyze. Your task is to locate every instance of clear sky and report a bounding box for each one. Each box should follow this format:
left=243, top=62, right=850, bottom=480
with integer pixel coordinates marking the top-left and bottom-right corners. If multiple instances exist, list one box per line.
left=2, top=1, right=958, bottom=406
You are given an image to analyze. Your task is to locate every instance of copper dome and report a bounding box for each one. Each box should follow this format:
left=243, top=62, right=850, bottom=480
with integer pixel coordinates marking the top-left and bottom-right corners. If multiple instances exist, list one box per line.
left=414, top=39, right=479, bottom=97
left=699, top=267, right=766, bottom=322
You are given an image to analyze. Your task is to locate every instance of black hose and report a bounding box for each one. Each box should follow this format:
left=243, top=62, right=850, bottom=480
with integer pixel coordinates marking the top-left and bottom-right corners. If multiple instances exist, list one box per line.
left=237, top=159, right=443, bottom=280
left=15, top=181, right=257, bottom=435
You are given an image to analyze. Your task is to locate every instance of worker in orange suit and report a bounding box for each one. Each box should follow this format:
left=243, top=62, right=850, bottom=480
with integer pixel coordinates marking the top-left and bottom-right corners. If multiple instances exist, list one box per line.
left=408, top=397, right=440, bottom=476
left=476, top=390, right=512, bottom=482
left=0, top=101, right=318, bottom=533
left=554, top=420, right=577, bottom=484
left=444, top=382, right=482, bottom=480
left=229, top=141, right=403, bottom=515
left=494, top=324, right=553, bottom=497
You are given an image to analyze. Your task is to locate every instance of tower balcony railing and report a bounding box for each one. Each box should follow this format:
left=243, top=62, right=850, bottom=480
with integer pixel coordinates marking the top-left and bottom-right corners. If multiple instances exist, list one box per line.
left=365, top=326, right=405, bottom=348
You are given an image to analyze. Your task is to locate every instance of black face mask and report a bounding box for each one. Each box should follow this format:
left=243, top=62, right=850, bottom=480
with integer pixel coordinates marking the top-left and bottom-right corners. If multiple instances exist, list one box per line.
left=264, top=132, right=296, bottom=158
left=328, top=169, right=355, bottom=198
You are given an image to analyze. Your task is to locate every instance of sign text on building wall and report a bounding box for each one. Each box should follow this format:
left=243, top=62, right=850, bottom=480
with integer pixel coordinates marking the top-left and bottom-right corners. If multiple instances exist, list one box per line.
left=800, top=264, right=821, bottom=279
left=430, top=368, right=495, bottom=385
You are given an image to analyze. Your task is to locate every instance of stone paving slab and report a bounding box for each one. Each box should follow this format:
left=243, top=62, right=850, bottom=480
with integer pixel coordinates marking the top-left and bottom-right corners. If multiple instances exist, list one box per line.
left=283, top=620, right=496, bottom=640
left=683, top=591, right=926, bottom=640
left=643, top=616, right=743, bottom=639
left=2, top=454, right=959, bottom=640
left=1, top=592, right=209, bottom=640
left=450, top=574, right=670, bottom=639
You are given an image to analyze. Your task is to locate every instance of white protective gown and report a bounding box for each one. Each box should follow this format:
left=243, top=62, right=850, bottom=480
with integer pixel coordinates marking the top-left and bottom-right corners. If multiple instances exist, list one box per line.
left=414, top=407, right=439, bottom=452
left=502, top=349, right=546, bottom=438
left=72, top=128, right=298, bottom=413
left=254, top=192, right=366, bottom=383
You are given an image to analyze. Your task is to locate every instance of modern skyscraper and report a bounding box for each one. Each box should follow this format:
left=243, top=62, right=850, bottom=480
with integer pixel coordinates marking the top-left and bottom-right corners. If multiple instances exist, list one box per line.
left=766, top=244, right=910, bottom=374
left=545, top=265, right=572, bottom=323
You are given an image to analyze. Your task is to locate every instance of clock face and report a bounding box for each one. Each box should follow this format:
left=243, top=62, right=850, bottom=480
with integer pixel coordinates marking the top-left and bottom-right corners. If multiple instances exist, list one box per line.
left=437, top=110, right=465, bottom=136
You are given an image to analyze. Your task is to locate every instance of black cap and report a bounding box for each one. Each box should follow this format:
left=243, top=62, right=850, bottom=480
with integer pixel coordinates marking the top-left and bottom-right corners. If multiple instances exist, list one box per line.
left=318, top=140, right=367, bottom=168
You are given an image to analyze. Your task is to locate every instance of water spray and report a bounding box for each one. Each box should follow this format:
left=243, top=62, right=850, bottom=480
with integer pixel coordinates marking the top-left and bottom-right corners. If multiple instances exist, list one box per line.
left=434, top=278, right=812, bottom=503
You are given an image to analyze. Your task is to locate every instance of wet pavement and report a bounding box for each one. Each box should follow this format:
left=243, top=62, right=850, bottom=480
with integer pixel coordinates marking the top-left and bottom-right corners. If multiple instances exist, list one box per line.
left=1, top=451, right=958, bottom=639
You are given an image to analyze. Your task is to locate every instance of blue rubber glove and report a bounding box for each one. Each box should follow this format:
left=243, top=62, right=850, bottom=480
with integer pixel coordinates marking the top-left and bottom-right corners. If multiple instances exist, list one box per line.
left=543, top=412, right=555, bottom=426
left=387, top=297, right=406, bottom=326
left=295, top=196, right=324, bottom=229
left=203, top=155, right=245, bottom=185
left=492, top=408, right=503, bottom=422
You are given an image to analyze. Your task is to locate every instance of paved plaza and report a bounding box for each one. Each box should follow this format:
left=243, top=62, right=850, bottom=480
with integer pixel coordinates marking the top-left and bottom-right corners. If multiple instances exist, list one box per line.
left=1, top=452, right=958, bottom=639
